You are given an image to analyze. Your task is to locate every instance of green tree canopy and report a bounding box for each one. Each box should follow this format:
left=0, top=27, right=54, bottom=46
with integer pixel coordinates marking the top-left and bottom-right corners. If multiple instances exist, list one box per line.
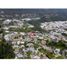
left=0, top=40, right=15, bottom=59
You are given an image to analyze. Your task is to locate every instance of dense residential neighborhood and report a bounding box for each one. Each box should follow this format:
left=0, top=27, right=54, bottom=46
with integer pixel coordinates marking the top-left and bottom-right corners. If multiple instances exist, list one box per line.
left=0, top=9, right=67, bottom=59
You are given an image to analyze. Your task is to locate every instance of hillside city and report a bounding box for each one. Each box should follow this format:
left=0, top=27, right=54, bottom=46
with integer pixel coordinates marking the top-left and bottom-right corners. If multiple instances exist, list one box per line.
left=0, top=9, right=67, bottom=59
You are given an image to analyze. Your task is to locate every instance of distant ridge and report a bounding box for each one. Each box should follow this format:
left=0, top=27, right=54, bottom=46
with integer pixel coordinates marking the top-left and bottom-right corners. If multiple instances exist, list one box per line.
left=0, top=9, right=67, bottom=15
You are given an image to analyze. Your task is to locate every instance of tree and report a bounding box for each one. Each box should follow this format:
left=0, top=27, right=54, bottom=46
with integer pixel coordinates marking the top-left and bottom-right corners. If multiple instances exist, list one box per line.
left=46, top=40, right=67, bottom=50
left=0, top=40, right=15, bottom=59
left=56, top=40, right=67, bottom=50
